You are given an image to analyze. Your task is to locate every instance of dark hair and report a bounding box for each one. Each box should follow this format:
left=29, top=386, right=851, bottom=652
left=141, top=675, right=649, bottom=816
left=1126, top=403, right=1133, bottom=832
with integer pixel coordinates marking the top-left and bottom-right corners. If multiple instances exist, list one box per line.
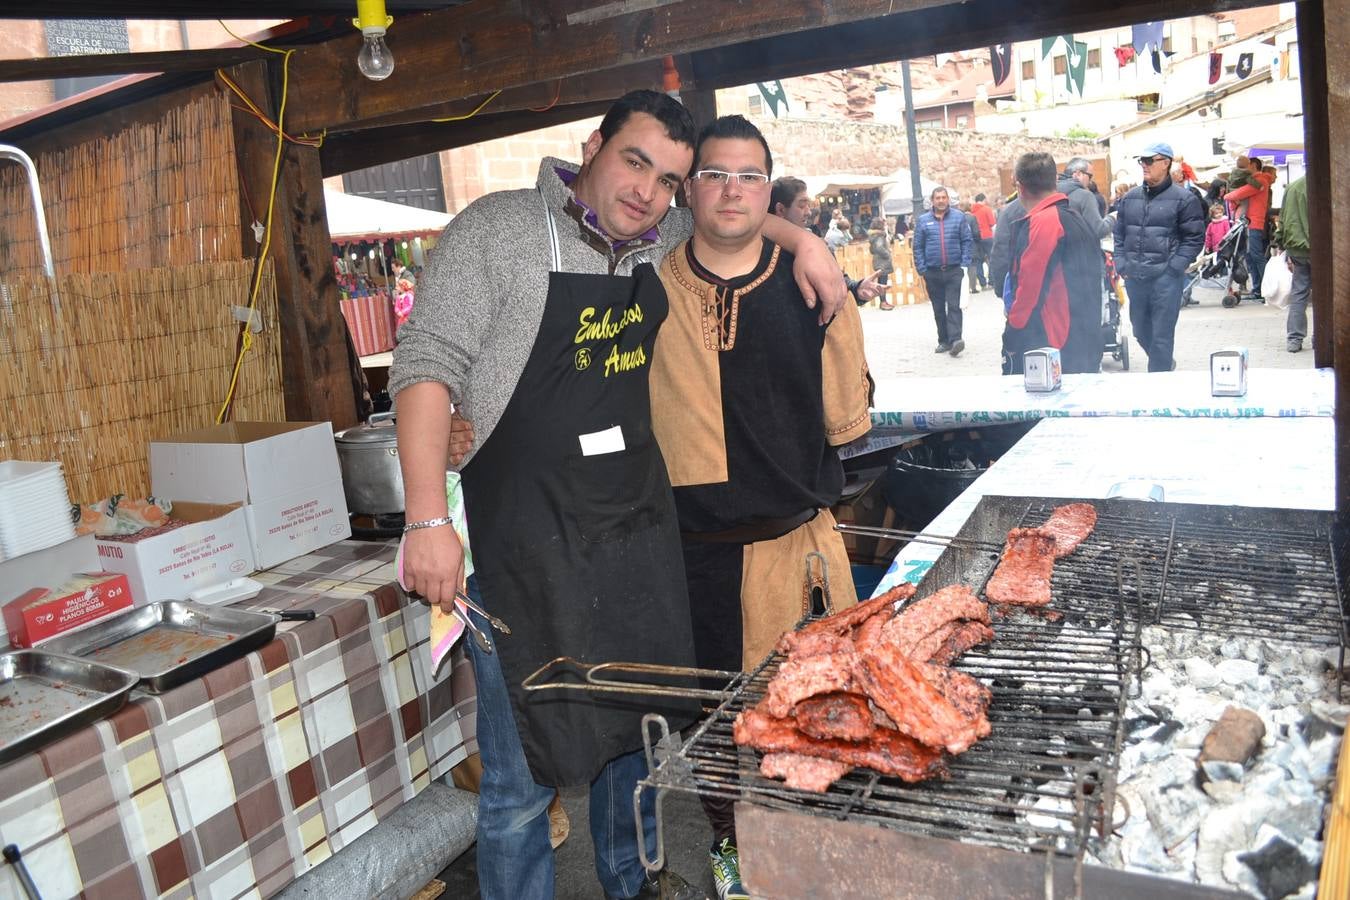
left=1063, top=156, right=1092, bottom=175
left=771, top=176, right=807, bottom=212
left=930, top=186, right=949, bottom=200
left=694, top=115, right=773, bottom=176
left=1014, top=152, right=1057, bottom=195
left=598, top=90, right=697, bottom=149
left=974, top=193, right=986, bottom=202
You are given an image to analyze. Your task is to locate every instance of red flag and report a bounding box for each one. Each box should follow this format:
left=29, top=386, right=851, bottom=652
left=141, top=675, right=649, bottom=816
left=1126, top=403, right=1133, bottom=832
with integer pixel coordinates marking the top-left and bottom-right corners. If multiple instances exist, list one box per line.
left=1113, top=46, right=1136, bottom=67
left=1209, top=52, right=1222, bottom=84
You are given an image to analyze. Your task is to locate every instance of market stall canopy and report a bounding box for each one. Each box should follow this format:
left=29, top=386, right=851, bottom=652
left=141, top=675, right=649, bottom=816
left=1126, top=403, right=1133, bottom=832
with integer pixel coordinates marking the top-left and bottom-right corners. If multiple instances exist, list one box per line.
left=800, top=173, right=895, bottom=200
left=1245, top=141, right=1304, bottom=165
left=325, top=188, right=452, bottom=243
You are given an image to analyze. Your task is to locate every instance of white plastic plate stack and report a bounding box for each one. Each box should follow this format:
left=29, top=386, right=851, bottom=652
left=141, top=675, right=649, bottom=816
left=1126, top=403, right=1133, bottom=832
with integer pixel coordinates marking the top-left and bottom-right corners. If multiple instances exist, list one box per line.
left=0, top=461, right=77, bottom=562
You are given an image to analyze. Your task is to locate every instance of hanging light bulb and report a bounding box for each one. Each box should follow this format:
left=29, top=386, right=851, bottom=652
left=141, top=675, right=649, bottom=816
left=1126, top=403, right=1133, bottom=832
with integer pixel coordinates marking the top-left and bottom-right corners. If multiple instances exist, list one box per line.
left=353, top=0, right=395, bottom=81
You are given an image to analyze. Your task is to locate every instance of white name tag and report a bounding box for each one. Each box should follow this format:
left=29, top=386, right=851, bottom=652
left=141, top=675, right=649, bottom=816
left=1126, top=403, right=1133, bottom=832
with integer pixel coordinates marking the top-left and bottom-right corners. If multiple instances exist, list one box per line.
left=579, top=425, right=626, bottom=456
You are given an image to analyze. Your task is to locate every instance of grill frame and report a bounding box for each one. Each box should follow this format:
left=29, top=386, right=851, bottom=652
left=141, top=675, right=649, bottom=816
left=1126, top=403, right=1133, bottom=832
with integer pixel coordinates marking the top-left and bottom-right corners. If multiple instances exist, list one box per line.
left=636, top=496, right=1347, bottom=890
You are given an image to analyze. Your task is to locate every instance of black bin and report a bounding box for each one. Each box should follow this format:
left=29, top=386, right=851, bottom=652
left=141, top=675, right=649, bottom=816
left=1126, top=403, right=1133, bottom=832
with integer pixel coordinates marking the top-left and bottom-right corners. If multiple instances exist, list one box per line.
left=881, top=423, right=1036, bottom=531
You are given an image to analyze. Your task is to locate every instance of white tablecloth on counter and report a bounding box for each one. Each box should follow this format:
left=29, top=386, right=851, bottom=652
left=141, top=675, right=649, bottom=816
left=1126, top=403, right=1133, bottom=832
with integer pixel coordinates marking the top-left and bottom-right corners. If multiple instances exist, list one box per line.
left=874, top=415, right=1335, bottom=593
left=869, top=368, right=1334, bottom=433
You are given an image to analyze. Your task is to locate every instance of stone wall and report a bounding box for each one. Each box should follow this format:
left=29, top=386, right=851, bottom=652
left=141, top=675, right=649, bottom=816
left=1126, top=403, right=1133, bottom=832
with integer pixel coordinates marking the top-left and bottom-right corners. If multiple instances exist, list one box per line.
left=759, top=118, right=1101, bottom=204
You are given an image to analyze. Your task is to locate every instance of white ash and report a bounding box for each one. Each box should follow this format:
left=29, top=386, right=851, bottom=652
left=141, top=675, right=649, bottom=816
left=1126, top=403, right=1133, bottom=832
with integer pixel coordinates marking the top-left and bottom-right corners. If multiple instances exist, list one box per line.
left=1092, top=626, right=1345, bottom=898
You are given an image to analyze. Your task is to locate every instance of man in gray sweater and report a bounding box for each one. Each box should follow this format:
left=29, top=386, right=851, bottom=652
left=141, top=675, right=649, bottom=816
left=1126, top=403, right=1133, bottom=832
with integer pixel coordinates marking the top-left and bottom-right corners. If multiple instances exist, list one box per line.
left=390, top=90, right=845, bottom=900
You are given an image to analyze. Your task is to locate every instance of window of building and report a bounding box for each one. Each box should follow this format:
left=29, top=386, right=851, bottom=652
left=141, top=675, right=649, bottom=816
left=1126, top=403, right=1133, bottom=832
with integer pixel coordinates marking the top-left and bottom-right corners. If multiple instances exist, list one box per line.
left=1193, top=37, right=1200, bottom=53
left=955, top=115, right=968, bottom=127
left=747, top=94, right=763, bottom=115
left=1022, top=60, right=1035, bottom=80
left=1162, top=37, right=1173, bottom=53
left=1087, top=48, right=1101, bottom=69
left=916, top=119, right=941, bottom=129
left=1053, top=55, right=1067, bottom=75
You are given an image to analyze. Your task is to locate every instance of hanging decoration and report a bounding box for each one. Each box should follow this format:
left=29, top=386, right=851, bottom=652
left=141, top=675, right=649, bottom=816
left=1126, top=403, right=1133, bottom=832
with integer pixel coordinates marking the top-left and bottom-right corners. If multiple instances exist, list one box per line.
left=1132, top=21, right=1164, bottom=55
left=1065, top=40, right=1088, bottom=96
left=1114, top=45, right=1137, bottom=67
left=1150, top=49, right=1163, bottom=74
left=756, top=80, right=790, bottom=118
left=1209, top=52, right=1223, bottom=84
left=990, top=43, right=1012, bottom=86
left=1236, top=52, right=1254, bottom=79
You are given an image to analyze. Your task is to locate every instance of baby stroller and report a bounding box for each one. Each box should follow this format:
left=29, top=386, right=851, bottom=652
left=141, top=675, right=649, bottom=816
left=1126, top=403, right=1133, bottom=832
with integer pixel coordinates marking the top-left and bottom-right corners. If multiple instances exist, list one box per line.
left=1183, top=217, right=1250, bottom=308
left=1101, top=246, right=1129, bottom=370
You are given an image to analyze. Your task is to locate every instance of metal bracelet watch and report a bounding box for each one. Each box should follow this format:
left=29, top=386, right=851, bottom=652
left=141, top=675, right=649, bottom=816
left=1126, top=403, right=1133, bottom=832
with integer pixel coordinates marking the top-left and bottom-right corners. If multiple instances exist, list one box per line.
left=403, top=516, right=454, bottom=533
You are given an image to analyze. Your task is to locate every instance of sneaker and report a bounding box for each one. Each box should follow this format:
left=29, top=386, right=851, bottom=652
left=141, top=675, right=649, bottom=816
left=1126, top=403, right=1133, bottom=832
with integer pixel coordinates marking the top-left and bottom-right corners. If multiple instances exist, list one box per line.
left=607, top=868, right=709, bottom=900
left=1288, top=341, right=1303, bottom=353
left=949, top=339, right=965, bottom=357
left=709, top=838, right=751, bottom=900
left=934, top=343, right=951, bottom=353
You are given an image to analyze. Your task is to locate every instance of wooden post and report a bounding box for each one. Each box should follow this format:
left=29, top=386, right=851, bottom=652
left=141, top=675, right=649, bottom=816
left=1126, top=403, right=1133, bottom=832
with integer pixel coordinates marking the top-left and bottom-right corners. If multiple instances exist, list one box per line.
left=227, top=60, right=357, bottom=430
left=1298, top=0, right=1333, bottom=370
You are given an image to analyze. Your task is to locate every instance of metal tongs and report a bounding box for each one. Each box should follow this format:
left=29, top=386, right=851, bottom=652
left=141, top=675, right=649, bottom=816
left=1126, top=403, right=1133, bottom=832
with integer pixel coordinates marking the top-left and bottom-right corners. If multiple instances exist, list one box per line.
left=399, top=585, right=510, bottom=654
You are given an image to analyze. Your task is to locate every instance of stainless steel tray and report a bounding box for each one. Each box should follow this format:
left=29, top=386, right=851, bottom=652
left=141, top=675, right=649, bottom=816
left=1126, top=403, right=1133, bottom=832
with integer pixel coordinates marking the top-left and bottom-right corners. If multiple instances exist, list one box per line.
left=0, top=650, right=139, bottom=763
left=43, top=601, right=279, bottom=694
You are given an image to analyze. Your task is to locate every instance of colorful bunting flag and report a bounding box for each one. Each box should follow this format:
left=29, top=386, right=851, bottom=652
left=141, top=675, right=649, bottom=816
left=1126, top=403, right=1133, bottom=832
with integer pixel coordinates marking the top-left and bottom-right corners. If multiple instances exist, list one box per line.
left=1065, top=40, right=1088, bottom=95
left=1236, top=52, right=1254, bottom=79
left=1132, top=21, right=1164, bottom=54
left=1209, top=52, right=1222, bottom=84
left=756, top=81, right=789, bottom=117
left=990, top=43, right=1012, bottom=86
left=1114, top=45, right=1136, bottom=67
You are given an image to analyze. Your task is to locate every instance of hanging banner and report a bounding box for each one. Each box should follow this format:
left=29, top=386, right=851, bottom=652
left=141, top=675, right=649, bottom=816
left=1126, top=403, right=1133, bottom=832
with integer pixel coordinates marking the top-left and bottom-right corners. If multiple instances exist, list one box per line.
left=1150, top=48, right=1163, bottom=74
left=1065, top=41, right=1088, bottom=95
left=1235, top=52, right=1254, bottom=79
left=1041, top=36, right=1060, bottom=59
left=1209, top=52, right=1223, bottom=84
left=1114, top=45, right=1137, bottom=67
left=990, top=43, right=1012, bottom=86
left=1132, top=21, right=1164, bottom=54
left=756, top=80, right=789, bottom=117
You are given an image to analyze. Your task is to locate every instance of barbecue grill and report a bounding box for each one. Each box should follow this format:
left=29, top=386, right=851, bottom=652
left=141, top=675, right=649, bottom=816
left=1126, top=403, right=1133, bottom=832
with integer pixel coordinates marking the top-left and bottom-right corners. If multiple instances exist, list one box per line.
left=526, top=497, right=1347, bottom=899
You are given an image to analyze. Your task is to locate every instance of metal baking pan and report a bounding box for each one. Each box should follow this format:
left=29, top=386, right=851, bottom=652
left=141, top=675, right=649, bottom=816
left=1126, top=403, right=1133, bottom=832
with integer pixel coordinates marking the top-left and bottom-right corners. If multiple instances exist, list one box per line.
left=0, top=649, right=139, bottom=764
left=43, top=601, right=279, bottom=694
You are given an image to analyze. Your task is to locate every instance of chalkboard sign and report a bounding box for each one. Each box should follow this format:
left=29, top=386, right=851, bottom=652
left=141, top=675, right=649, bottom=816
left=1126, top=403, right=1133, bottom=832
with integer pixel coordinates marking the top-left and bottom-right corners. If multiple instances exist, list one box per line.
left=44, top=18, right=130, bottom=100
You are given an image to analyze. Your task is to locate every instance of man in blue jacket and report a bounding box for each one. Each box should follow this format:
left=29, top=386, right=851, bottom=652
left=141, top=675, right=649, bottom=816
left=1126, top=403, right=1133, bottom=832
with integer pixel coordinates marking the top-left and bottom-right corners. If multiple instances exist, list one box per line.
left=1112, top=142, right=1206, bottom=372
left=913, top=186, right=973, bottom=356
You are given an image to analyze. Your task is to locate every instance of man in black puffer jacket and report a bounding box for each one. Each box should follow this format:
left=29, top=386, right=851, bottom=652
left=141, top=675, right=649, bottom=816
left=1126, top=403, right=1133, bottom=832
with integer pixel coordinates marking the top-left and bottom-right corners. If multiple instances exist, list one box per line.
left=1112, top=141, right=1206, bottom=372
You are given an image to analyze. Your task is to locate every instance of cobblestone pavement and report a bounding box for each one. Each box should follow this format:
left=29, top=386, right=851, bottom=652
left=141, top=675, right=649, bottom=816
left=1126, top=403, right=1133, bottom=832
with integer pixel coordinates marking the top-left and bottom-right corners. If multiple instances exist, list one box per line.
left=860, top=279, right=1316, bottom=380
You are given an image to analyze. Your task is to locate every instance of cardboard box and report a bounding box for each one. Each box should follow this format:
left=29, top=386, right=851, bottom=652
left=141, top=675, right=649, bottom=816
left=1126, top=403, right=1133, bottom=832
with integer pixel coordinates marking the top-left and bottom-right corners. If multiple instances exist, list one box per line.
left=94, top=502, right=255, bottom=603
left=3, top=572, right=133, bottom=648
left=0, top=535, right=101, bottom=647
left=150, top=422, right=352, bottom=570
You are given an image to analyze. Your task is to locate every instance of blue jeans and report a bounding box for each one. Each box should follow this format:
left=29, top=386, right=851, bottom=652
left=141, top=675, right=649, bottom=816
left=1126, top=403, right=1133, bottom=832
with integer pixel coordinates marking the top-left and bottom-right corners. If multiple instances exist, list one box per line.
left=1247, top=229, right=1268, bottom=295
left=463, top=575, right=658, bottom=899
left=1124, top=272, right=1183, bottom=372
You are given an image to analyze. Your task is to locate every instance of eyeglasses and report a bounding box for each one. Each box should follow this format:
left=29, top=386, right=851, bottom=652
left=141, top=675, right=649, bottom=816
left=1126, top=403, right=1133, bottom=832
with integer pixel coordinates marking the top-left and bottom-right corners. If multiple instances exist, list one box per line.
left=1137, top=156, right=1169, bottom=166
left=692, top=169, right=771, bottom=188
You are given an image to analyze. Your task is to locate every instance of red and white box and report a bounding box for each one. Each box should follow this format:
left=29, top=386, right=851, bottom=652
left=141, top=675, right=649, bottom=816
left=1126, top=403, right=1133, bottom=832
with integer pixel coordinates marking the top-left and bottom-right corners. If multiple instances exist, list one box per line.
left=93, top=502, right=255, bottom=604
left=3, top=572, right=133, bottom=648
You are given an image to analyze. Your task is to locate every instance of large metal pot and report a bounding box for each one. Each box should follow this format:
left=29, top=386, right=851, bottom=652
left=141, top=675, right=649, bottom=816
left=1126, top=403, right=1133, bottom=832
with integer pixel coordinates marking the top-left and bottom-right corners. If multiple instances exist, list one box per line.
left=334, top=412, right=404, bottom=516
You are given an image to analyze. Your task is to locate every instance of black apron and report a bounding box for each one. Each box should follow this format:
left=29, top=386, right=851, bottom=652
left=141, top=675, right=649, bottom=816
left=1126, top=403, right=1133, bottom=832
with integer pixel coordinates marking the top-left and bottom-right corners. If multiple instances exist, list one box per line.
left=460, top=200, right=699, bottom=787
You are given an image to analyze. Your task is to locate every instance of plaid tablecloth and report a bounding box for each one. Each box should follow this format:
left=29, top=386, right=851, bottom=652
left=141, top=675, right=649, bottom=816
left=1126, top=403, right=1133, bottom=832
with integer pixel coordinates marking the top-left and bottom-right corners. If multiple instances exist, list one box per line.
left=0, top=540, right=477, bottom=900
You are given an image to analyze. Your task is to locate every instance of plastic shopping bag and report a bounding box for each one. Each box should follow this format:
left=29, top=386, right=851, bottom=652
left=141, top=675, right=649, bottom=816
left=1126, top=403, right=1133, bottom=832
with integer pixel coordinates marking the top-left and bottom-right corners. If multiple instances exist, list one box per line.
left=1262, top=250, right=1292, bottom=309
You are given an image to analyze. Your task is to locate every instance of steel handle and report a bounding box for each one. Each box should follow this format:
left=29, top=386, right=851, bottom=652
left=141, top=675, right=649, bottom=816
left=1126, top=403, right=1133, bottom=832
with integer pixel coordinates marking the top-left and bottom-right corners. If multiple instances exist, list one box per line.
left=3, top=844, right=43, bottom=900
left=521, top=656, right=741, bottom=700
left=0, top=145, right=59, bottom=315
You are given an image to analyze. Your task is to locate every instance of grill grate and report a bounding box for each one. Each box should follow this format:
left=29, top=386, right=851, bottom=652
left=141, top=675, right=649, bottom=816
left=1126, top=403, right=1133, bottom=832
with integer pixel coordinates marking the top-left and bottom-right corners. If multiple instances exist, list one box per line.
left=641, top=497, right=1347, bottom=867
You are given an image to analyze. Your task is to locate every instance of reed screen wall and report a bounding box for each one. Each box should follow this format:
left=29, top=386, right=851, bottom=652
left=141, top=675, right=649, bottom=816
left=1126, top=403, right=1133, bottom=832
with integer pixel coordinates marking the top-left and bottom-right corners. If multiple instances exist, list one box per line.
left=0, top=260, right=284, bottom=502
left=0, top=85, right=242, bottom=279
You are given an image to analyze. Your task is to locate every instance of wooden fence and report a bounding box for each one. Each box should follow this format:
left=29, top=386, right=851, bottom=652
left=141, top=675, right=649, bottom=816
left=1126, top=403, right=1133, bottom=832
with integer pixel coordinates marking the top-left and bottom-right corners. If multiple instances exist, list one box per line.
left=837, top=239, right=930, bottom=307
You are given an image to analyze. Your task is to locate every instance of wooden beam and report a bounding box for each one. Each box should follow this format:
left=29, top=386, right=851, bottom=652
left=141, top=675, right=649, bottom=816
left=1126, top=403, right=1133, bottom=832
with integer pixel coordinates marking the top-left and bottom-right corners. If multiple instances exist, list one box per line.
left=322, top=58, right=665, bottom=135
left=1315, top=0, right=1350, bottom=517
left=228, top=60, right=358, bottom=429
left=320, top=99, right=613, bottom=175
left=1300, top=0, right=1333, bottom=370
left=282, top=0, right=949, bottom=133
left=0, top=47, right=268, bottom=83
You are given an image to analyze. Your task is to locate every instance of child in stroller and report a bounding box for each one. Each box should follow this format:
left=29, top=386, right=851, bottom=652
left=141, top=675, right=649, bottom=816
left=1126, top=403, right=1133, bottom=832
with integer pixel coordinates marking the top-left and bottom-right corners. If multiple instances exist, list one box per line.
left=1183, top=211, right=1250, bottom=307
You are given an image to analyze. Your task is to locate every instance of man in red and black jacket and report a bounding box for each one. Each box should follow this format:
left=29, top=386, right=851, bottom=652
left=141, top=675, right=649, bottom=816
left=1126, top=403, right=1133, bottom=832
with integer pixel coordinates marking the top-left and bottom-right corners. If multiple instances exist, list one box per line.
left=1001, top=152, right=1105, bottom=375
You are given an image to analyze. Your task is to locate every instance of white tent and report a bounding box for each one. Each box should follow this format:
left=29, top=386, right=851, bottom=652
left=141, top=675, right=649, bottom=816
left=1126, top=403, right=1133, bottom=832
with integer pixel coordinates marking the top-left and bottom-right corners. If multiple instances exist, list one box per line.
left=325, top=188, right=453, bottom=242
left=799, top=173, right=895, bottom=200
left=880, top=168, right=957, bottom=217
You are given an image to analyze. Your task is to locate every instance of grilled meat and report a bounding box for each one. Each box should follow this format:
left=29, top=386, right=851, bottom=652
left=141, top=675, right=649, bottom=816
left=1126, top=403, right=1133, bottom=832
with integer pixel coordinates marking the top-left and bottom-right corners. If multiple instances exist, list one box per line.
left=984, top=527, right=1057, bottom=608
left=879, top=585, right=989, bottom=660
left=759, top=753, right=855, bottom=793
left=852, top=606, right=893, bottom=654
left=776, top=630, right=854, bottom=660
left=762, top=648, right=858, bottom=718
left=924, top=664, right=993, bottom=722
left=852, top=641, right=990, bottom=754
left=781, top=582, right=916, bottom=653
left=1040, top=502, right=1098, bottom=558
left=794, top=692, right=873, bottom=742
left=927, top=621, right=996, bottom=666
left=735, top=708, right=948, bottom=783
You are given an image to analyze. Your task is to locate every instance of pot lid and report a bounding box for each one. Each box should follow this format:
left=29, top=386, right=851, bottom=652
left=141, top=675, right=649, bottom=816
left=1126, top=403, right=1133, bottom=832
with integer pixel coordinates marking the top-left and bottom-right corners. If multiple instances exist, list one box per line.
left=335, top=413, right=397, bottom=444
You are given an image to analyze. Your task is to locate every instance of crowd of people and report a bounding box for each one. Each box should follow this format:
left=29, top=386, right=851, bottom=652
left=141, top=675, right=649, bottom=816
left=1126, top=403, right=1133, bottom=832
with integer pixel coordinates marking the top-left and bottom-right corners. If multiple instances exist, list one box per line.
left=387, top=88, right=1312, bottom=900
